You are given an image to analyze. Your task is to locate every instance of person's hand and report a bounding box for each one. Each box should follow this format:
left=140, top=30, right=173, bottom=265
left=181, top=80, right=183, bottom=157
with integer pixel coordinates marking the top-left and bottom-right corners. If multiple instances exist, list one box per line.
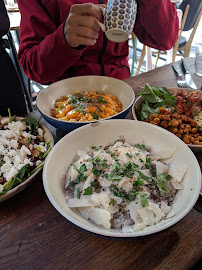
left=64, top=3, right=105, bottom=48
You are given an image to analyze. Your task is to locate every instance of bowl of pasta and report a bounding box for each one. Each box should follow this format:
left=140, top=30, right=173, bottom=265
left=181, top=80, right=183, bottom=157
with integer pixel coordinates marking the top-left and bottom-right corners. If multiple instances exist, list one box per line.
left=37, top=76, right=135, bottom=133
left=132, top=85, right=202, bottom=152
left=43, top=119, right=201, bottom=237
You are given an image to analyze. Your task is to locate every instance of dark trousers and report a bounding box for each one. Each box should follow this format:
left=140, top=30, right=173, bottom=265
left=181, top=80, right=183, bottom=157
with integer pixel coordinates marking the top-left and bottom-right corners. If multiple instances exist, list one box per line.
left=0, top=44, right=28, bottom=116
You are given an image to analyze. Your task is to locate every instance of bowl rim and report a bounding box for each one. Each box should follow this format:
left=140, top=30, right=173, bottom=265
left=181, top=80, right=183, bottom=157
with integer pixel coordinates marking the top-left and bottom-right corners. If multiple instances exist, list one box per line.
left=0, top=116, right=54, bottom=203
left=43, top=119, right=201, bottom=237
left=132, top=88, right=202, bottom=152
left=36, top=75, right=135, bottom=125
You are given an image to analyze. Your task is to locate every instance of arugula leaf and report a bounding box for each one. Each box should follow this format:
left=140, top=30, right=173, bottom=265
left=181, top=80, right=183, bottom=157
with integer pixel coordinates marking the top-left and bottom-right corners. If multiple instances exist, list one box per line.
left=140, top=102, right=159, bottom=121
left=136, top=84, right=177, bottom=120
left=136, top=83, right=164, bottom=103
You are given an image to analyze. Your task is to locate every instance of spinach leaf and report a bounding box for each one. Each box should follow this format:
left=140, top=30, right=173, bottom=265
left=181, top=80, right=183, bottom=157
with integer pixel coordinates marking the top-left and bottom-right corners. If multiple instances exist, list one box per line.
left=21, top=117, right=40, bottom=135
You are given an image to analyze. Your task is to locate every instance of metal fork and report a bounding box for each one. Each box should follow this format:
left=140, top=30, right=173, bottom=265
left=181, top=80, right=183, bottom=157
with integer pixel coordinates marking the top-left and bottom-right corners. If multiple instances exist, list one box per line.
left=172, top=63, right=187, bottom=88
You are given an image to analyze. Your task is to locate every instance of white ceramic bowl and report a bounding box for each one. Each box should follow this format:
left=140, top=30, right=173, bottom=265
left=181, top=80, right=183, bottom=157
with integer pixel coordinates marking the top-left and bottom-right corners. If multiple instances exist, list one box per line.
left=0, top=117, right=54, bottom=203
left=43, top=119, right=201, bottom=237
left=37, top=76, right=135, bottom=133
left=132, top=88, right=202, bottom=152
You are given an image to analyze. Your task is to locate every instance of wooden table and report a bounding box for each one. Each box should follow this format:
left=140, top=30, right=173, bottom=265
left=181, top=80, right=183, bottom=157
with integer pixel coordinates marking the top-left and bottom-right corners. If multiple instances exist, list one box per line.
left=0, top=57, right=202, bottom=270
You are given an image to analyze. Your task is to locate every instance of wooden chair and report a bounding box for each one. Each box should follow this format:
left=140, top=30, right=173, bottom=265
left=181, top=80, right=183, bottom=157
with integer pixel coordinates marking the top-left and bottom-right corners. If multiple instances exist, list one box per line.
left=175, top=7, right=202, bottom=59
left=135, top=4, right=190, bottom=74
left=153, top=1, right=202, bottom=68
left=153, top=4, right=190, bottom=68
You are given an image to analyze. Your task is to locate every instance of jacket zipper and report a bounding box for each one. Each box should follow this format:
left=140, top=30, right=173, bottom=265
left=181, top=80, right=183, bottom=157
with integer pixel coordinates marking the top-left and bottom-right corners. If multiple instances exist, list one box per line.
left=98, top=0, right=107, bottom=76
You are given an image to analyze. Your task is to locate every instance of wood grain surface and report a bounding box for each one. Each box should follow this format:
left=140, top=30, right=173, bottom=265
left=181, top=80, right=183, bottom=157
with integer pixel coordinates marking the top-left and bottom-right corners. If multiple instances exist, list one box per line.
left=0, top=57, right=201, bottom=270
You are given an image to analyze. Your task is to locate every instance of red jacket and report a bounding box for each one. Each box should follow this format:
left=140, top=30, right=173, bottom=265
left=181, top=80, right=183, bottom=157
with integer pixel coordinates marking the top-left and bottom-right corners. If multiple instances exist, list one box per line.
left=17, top=0, right=179, bottom=84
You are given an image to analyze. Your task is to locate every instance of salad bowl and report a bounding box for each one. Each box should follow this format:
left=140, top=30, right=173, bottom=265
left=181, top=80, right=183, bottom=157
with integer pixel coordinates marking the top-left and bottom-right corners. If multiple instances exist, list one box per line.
left=0, top=116, right=54, bottom=203
left=132, top=86, right=202, bottom=152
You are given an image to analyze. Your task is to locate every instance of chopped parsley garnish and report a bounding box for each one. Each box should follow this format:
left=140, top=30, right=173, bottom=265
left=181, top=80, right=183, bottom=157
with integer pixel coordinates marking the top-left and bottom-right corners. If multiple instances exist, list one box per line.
left=126, top=153, right=132, bottom=158
left=93, top=169, right=101, bottom=176
left=83, top=187, right=93, bottom=195
left=145, top=157, right=151, bottom=169
left=109, top=198, right=115, bottom=206
left=139, top=193, right=148, bottom=207
left=76, top=187, right=80, bottom=199
left=153, top=172, right=172, bottom=193
left=71, top=163, right=87, bottom=184
left=134, top=144, right=146, bottom=151
left=92, top=112, right=99, bottom=120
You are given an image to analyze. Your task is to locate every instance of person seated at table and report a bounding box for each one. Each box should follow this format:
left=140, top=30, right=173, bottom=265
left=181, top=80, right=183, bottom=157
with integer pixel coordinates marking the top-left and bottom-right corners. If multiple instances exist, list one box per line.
left=0, top=0, right=28, bottom=116
left=17, top=0, right=179, bottom=85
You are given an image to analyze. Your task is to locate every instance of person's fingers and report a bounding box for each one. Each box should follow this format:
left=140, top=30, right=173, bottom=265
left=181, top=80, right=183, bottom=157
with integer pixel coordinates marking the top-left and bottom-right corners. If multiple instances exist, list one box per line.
left=68, top=14, right=100, bottom=32
left=97, top=4, right=105, bottom=14
left=75, top=26, right=99, bottom=40
left=70, top=3, right=103, bottom=20
left=66, top=31, right=97, bottom=48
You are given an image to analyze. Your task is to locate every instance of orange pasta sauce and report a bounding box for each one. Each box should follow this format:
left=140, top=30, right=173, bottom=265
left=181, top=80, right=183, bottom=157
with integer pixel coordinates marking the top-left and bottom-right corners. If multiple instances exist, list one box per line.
left=51, top=91, right=122, bottom=122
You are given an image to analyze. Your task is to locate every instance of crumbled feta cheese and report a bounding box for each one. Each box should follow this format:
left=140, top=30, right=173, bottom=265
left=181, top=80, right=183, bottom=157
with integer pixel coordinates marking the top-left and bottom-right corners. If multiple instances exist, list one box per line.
left=20, top=145, right=31, bottom=156
left=5, top=166, right=18, bottom=181
left=1, top=163, right=12, bottom=173
left=37, top=128, right=44, bottom=137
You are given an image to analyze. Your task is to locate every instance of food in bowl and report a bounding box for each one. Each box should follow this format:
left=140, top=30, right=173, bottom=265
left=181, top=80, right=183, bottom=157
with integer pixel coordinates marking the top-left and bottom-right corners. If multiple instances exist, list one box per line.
left=0, top=114, right=52, bottom=196
left=135, top=84, right=202, bottom=145
left=65, top=138, right=187, bottom=232
left=36, top=76, right=135, bottom=133
left=51, top=91, right=122, bottom=122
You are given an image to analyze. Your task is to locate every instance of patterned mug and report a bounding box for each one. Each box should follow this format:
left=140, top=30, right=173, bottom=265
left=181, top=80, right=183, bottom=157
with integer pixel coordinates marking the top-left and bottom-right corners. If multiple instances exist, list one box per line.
left=96, top=0, right=137, bottom=43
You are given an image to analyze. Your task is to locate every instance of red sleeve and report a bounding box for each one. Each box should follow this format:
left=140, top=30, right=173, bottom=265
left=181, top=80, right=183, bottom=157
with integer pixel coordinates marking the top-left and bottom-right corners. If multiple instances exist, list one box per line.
left=134, top=0, right=179, bottom=50
left=17, top=0, right=86, bottom=84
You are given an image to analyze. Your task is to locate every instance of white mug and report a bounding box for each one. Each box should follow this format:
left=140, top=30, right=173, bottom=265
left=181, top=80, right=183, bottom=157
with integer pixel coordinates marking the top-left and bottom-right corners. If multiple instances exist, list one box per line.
left=96, top=0, right=137, bottom=43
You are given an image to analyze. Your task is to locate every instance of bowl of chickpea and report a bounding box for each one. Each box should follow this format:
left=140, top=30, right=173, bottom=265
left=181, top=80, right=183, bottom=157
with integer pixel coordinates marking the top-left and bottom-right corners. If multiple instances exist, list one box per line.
left=37, top=76, right=135, bottom=133
left=132, top=88, right=202, bottom=152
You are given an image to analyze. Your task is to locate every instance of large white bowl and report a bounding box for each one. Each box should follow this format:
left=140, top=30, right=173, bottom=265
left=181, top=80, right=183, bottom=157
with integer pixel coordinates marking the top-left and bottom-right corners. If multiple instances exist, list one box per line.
left=43, top=120, right=201, bottom=237
left=37, top=76, right=135, bottom=133
left=0, top=117, right=54, bottom=203
left=132, top=88, right=202, bottom=152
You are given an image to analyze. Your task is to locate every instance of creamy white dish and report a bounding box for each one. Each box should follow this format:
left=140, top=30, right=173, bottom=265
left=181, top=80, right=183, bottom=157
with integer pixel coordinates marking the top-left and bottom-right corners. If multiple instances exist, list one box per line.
left=65, top=139, right=187, bottom=232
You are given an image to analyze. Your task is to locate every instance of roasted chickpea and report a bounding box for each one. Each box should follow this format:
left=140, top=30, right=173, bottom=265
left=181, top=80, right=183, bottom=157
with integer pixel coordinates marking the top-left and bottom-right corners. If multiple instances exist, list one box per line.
left=158, top=107, right=166, bottom=114
left=170, top=119, right=179, bottom=127
left=175, top=133, right=182, bottom=139
left=183, top=128, right=189, bottom=134
left=153, top=118, right=160, bottom=124
left=191, top=127, right=198, bottom=134
left=183, top=137, right=190, bottom=144
left=179, top=124, right=185, bottom=129
left=190, top=120, right=197, bottom=127
left=160, top=121, right=168, bottom=129
left=172, top=128, right=178, bottom=134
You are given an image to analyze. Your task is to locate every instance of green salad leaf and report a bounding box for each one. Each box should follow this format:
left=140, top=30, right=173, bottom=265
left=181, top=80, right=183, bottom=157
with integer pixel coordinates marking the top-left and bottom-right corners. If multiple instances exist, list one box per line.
left=136, top=84, right=177, bottom=120
left=21, top=117, right=41, bottom=135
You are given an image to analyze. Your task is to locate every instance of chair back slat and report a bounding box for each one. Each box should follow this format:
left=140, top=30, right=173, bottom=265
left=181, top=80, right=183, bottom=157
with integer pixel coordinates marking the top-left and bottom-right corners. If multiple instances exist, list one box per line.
left=178, top=0, right=202, bottom=31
